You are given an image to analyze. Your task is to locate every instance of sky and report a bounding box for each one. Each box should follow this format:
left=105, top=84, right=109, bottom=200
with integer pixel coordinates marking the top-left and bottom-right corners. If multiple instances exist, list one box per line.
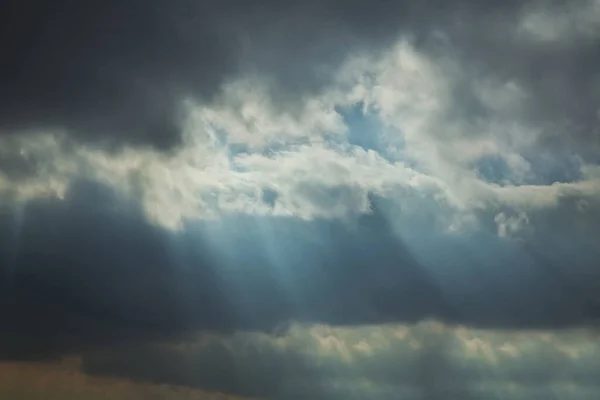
left=1, top=0, right=600, bottom=399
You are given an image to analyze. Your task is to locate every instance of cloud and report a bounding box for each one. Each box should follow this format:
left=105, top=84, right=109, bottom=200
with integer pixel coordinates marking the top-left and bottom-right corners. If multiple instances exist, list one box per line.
left=0, top=180, right=598, bottom=363
left=0, top=0, right=514, bottom=149
left=80, top=321, right=600, bottom=399
left=2, top=34, right=599, bottom=241
left=4, top=321, right=600, bottom=399
left=4, top=0, right=597, bottom=152
left=0, top=77, right=464, bottom=230
left=518, top=1, right=600, bottom=43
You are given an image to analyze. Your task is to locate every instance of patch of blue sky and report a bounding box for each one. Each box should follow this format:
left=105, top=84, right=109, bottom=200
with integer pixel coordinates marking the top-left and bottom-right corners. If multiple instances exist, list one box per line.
left=223, top=101, right=410, bottom=166
left=527, top=154, right=583, bottom=185
left=473, top=154, right=515, bottom=186
left=474, top=153, right=584, bottom=186
left=335, top=101, right=404, bottom=161
left=227, top=142, right=251, bottom=156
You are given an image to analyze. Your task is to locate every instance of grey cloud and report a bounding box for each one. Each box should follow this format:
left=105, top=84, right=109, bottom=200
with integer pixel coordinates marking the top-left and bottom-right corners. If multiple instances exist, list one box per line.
left=1, top=181, right=599, bottom=362
left=1, top=0, right=547, bottom=151
left=81, top=322, right=600, bottom=399
left=418, top=1, right=600, bottom=157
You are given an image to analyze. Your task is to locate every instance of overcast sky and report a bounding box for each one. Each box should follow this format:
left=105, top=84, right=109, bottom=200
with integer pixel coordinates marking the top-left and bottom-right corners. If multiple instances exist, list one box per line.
left=1, top=0, right=600, bottom=399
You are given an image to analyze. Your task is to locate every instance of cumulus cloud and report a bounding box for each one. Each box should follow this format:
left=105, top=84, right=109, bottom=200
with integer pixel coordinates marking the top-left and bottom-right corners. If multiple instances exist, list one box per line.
left=1, top=34, right=599, bottom=240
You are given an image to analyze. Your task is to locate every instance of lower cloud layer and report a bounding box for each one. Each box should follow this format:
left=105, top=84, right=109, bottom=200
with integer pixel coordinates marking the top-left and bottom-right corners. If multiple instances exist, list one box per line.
left=3, top=320, right=600, bottom=399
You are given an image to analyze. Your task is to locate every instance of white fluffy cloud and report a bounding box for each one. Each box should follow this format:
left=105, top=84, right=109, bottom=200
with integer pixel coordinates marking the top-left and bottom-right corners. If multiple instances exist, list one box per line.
left=0, top=39, right=598, bottom=236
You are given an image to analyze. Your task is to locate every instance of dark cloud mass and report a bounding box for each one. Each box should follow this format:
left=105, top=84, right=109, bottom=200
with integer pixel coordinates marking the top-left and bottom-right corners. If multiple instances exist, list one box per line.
left=4, top=0, right=595, bottom=151
left=1, top=181, right=599, bottom=360
left=1, top=0, right=239, bottom=149
left=0, top=181, right=599, bottom=397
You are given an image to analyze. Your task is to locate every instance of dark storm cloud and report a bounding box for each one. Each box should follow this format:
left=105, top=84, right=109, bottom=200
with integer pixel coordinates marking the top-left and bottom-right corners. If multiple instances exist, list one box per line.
left=0, top=182, right=451, bottom=361
left=1, top=0, right=239, bottom=149
left=2, top=0, right=576, bottom=151
left=1, top=181, right=599, bottom=363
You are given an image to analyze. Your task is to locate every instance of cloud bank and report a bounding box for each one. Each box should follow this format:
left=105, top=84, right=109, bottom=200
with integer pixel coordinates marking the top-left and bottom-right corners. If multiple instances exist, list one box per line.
left=6, top=321, right=600, bottom=399
left=2, top=37, right=599, bottom=236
